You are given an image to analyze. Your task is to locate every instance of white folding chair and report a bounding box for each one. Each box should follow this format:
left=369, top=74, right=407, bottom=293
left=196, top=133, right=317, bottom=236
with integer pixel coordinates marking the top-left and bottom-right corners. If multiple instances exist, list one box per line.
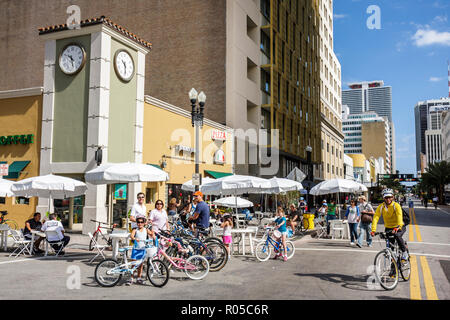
left=9, top=229, right=32, bottom=258
left=87, top=232, right=107, bottom=263
left=44, top=230, right=65, bottom=256
left=330, top=220, right=345, bottom=239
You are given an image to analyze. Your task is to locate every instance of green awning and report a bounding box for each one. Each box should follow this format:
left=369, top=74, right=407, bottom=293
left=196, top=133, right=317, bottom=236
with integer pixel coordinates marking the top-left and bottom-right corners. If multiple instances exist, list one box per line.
left=204, top=170, right=233, bottom=179
left=2, top=161, right=30, bottom=179
left=148, top=163, right=162, bottom=170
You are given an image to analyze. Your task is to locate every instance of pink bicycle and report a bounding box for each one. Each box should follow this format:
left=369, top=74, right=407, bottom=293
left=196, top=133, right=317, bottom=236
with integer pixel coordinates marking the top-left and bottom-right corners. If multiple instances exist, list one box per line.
left=154, top=233, right=209, bottom=280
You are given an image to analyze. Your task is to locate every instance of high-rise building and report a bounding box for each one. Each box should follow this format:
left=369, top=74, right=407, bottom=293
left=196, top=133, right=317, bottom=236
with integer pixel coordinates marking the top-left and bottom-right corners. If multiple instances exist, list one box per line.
left=318, top=0, right=344, bottom=181
left=0, top=0, right=322, bottom=179
left=342, top=110, right=391, bottom=173
left=414, top=97, right=450, bottom=172
left=342, top=80, right=395, bottom=171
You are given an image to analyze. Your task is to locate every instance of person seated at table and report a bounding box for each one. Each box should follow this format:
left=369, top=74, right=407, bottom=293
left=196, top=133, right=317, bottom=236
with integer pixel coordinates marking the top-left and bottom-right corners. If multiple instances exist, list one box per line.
left=23, top=212, right=44, bottom=254
left=287, top=204, right=300, bottom=232
left=41, top=214, right=70, bottom=255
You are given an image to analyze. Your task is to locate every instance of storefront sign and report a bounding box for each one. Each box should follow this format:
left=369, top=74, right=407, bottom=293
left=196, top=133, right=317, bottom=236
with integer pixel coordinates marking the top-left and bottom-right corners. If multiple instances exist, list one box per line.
left=114, top=184, right=127, bottom=200
left=175, top=145, right=195, bottom=154
left=211, top=130, right=226, bottom=141
left=214, top=149, right=225, bottom=164
left=0, top=164, right=8, bottom=176
left=0, top=134, right=34, bottom=146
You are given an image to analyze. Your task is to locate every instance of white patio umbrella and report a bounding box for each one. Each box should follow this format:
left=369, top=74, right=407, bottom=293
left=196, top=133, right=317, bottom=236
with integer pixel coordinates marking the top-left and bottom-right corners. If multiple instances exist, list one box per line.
left=201, top=175, right=271, bottom=228
left=266, top=177, right=304, bottom=193
left=11, top=174, right=88, bottom=213
left=0, top=179, right=14, bottom=197
left=181, top=177, right=215, bottom=192
left=85, top=162, right=169, bottom=185
left=309, top=178, right=367, bottom=196
left=213, top=196, right=254, bottom=208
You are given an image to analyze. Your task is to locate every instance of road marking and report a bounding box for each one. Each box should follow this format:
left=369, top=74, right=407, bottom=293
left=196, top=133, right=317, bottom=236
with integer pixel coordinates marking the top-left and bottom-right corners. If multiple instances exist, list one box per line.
left=411, top=208, right=422, bottom=242
left=293, top=247, right=450, bottom=258
left=409, top=208, right=414, bottom=242
left=0, top=257, right=44, bottom=265
left=410, top=255, right=421, bottom=300
left=314, top=238, right=450, bottom=246
left=420, top=256, right=439, bottom=300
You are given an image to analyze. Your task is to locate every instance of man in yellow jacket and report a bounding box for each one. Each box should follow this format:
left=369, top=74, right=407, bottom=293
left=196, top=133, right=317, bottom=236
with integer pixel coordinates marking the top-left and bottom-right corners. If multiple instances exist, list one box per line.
left=371, top=188, right=408, bottom=260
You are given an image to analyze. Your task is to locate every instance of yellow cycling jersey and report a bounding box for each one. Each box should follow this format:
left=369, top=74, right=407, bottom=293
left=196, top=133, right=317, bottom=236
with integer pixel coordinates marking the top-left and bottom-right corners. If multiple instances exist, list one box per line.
left=372, top=201, right=404, bottom=232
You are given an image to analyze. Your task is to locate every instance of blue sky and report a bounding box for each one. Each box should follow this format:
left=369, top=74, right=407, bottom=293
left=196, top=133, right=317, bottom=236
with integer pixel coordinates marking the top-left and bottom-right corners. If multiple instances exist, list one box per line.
left=333, top=0, right=450, bottom=175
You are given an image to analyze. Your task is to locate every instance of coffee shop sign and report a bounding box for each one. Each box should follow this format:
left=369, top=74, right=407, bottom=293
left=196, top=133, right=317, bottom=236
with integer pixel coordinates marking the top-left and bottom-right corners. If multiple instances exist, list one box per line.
left=0, top=134, right=34, bottom=146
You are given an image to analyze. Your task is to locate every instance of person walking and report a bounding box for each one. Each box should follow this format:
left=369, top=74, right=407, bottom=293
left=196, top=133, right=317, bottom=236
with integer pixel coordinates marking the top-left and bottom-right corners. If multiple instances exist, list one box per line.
left=344, top=199, right=360, bottom=246
left=130, top=192, right=147, bottom=230
left=148, top=200, right=169, bottom=233
left=357, top=196, right=374, bottom=247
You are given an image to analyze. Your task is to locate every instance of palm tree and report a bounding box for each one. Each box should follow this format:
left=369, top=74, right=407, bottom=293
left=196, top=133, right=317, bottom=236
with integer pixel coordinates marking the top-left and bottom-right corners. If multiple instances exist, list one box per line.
left=421, top=161, right=450, bottom=204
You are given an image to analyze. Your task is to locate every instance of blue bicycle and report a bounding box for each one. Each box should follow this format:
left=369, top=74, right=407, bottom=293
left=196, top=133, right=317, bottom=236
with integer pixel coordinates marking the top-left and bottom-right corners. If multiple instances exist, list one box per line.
left=255, top=227, right=295, bottom=262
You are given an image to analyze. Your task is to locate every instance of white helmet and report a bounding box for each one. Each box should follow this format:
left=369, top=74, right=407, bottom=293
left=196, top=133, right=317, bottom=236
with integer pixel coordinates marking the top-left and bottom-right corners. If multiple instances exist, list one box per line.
left=382, top=188, right=394, bottom=198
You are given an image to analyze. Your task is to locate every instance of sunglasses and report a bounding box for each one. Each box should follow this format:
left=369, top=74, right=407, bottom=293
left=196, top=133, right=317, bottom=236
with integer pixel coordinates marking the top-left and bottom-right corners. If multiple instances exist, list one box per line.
left=138, top=196, right=145, bottom=199
left=137, top=221, right=145, bottom=224
left=156, top=203, right=163, bottom=205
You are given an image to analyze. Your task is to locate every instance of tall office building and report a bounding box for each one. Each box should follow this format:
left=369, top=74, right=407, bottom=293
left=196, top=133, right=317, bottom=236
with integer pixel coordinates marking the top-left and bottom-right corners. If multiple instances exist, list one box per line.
left=318, top=0, right=344, bottom=181
left=342, top=80, right=395, bottom=171
left=342, top=110, right=391, bottom=173
left=0, top=0, right=322, bottom=178
left=414, top=97, right=450, bottom=171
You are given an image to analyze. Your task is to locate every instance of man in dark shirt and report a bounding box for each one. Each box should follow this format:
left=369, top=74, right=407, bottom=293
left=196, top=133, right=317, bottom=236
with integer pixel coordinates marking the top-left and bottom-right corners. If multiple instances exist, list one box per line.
left=188, top=191, right=210, bottom=234
left=23, top=212, right=44, bottom=254
left=287, top=204, right=300, bottom=231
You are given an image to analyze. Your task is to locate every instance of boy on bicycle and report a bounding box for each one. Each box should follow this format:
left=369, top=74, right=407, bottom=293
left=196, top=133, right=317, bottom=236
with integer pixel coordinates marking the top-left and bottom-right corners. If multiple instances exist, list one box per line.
left=371, top=188, right=408, bottom=260
left=128, top=217, right=155, bottom=285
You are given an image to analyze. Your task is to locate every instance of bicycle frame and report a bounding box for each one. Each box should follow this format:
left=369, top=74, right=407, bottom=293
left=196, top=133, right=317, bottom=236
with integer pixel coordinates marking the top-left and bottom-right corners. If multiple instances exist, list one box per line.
left=261, top=229, right=284, bottom=252
left=156, top=237, right=198, bottom=271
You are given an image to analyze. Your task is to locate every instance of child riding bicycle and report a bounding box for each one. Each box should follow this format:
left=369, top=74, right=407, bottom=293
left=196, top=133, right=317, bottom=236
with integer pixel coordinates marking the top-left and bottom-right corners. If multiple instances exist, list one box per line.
left=128, top=217, right=156, bottom=285
left=272, top=206, right=288, bottom=262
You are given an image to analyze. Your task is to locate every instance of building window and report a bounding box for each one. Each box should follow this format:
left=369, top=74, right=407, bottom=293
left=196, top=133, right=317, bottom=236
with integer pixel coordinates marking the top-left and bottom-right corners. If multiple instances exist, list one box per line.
left=327, top=163, right=330, bottom=173
left=15, top=197, right=29, bottom=205
left=145, top=188, right=156, bottom=204
left=0, top=197, right=5, bottom=204
left=327, top=143, right=329, bottom=152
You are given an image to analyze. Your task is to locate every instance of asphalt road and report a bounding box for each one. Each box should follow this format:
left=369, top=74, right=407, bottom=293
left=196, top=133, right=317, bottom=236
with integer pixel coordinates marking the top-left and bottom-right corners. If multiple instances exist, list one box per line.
left=0, top=200, right=448, bottom=300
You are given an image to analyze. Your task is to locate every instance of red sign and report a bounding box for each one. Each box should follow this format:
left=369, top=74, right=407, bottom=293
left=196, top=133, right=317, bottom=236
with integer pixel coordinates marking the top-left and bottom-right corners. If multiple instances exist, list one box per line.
left=211, top=130, right=227, bottom=141
left=0, top=164, right=8, bottom=176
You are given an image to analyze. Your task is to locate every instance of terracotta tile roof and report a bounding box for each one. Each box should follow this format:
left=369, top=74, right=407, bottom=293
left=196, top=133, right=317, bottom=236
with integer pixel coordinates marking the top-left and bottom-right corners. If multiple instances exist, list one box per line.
left=38, top=16, right=152, bottom=49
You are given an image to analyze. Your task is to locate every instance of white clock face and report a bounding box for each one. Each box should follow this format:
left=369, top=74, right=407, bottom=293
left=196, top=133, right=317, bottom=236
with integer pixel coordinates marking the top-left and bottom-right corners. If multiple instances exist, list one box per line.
left=59, top=44, right=86, bottom=75
left=115, top=50, right=134, bottom=82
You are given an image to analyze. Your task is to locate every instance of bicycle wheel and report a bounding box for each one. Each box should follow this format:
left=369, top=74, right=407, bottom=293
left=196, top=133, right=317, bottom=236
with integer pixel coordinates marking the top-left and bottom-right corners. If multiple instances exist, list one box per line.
left=201, top=241, right=228, bottom=272
left=205, top=237, right=223, bottom=245
left=374, top=250, right=399, bottom=290
left=5, top=220, right=18, bottom=230
left=285, top=241, right=295, bottom=260
left=89, top=232, right=99, bottom=251
left=147, top=259, right=170, bottom=287
left=255, top=242, right=271, bottom=262
left=399, top=250, right=411, bottom=281
left=184, top=255, right=209, bottom=280
left=95, top=259, right=122, bottom=287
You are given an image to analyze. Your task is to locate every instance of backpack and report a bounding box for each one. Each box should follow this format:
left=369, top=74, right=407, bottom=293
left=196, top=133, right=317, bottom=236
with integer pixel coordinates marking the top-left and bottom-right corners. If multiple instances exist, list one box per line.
left=384, top=202, right=410, bottom=227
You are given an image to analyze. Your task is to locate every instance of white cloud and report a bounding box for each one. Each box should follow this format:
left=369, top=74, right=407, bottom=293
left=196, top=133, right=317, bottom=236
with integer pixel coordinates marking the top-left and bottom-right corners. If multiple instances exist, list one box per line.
left=429, top=77, right=443, bottom=82
left=333, top=14, right=347, bottom=19
left=412, top=28, right=450, bottom=46
left=433, top=15, right=448, bottom=24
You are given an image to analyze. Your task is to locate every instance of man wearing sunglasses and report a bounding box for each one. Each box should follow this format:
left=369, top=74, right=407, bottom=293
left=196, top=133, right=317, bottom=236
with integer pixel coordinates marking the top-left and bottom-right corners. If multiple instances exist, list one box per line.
left=130, top=192, right=147, bottom=229
left=188, top=191, right=210, bottom=236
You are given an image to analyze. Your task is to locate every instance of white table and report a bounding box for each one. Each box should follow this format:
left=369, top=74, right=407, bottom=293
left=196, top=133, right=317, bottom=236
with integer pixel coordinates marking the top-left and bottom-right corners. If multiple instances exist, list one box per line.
left=30, top=230, right=46, bottom=255
left=109, top=232, right=130, bottom=260
left=230, top=228, right=257, bottom=256
left=0, top=224, right=9, bottom=251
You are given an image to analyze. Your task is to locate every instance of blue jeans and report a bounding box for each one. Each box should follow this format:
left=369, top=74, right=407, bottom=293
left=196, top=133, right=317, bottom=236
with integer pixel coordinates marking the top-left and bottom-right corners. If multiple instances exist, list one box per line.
left=326, top=214, right=337, bottom=234
left=357, top=222, right=372, bottom=246
left=348, top=223, right=359, bottom=243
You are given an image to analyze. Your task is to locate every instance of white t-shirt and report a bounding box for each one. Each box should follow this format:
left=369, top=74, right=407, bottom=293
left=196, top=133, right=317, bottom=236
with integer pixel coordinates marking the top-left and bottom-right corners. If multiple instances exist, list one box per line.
left=130, top=203, right=147, bottom=229
left=41, top=220, right=64, bottom=241
left=149, top=209, right=168, bottom=233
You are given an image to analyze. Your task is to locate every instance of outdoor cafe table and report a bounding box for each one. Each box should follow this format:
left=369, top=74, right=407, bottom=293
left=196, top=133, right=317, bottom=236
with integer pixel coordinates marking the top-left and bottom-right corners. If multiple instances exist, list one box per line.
left=0, top=224, right=9, bottom=251
left=109, top=232, right=130, bottom=260
left=230, top=227, right=256, bottom=256
left=30, top=230, right=47, bottom=255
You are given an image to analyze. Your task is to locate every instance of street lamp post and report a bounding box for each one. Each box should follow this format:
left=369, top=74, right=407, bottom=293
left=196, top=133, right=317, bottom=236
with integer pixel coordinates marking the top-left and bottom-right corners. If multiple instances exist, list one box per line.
left=305, top=145, right=313, bottom=205
left=189, top=88, right=206, bottom=192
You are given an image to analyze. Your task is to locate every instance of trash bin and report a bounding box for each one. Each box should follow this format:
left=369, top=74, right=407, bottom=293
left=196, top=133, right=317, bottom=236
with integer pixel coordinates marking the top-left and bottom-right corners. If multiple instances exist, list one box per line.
left=303, top=214, right=315, bottom=230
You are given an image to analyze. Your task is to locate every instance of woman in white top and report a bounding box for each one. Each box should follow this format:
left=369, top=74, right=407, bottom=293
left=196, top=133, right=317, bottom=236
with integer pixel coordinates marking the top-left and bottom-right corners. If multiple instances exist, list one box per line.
left=148, top=200, right=169, bottom=233
left=130, top=192, right=147, bottom=229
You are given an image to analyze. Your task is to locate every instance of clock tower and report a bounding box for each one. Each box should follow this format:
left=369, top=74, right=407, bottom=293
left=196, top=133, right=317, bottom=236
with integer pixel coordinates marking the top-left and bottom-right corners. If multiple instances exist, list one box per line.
left=38, top=17, right=151, bottom=233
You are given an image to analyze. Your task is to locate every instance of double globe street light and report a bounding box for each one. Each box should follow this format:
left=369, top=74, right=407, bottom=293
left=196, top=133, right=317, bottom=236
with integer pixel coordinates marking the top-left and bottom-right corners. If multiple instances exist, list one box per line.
left=189, top=88, right=206, bottom=192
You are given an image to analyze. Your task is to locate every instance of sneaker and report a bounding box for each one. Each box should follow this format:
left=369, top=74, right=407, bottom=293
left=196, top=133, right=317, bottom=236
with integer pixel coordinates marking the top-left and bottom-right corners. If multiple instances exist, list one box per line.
left=283, top=255, right=288, bottom=262
left=136, top=278, right=145, bottom=285
left=401, top=251, right=409, bottom=261
left=356, top=243, right=362, bottom=248
left=367, top=243, right=373, bottom=247
left=126, top=279, right=134, bottom=286
left=350, top=242, right=355, bottom=246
